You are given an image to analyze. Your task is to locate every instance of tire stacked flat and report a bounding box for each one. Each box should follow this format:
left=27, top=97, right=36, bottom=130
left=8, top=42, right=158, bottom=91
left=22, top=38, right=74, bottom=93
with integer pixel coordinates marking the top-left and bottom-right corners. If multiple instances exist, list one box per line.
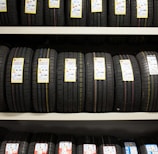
left=32, top=48, right=57, bottom=113
left=85, top=52, right=114, bottom=112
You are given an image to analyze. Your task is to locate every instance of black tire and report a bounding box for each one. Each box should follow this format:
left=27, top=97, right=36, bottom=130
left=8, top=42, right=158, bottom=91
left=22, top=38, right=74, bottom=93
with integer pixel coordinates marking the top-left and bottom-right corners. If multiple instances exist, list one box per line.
left=113, top=54, right=141, bottom=112
left=57, top=52, right=85, bottom=113
left=85, top=52, right=114, bottom=112
left=108, top=0, right=130, bottom=26
left=21, top=0, right=43, bottom=25
left=44, top=0, right=65, bottom=26
left=6, top=47, right=34, bottom=112
left=136, top=51, right=158, bottom=111
left=131, top=0, right=153, bottom=27
left=153, top=0, right=158, bottom=26
left=32, top=48, right=57, bottom=112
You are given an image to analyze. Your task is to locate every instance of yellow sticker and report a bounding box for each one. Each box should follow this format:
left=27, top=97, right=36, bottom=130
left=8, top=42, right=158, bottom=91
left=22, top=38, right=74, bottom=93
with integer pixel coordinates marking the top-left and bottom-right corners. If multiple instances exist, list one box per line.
left=137, top=0, right=148, bottom=18
left=70, top=0, right=82, bottom=18
left=115, top=0, right=126, bottom=15
left=91, top=0, right=102, bottom=13
left=49, top=0, right=60, bottom=8
left=11, top=58, right=24, bottom=83
left=25, top=0, right=37, bottom=14
left=0, top=0, right=7, bottom=12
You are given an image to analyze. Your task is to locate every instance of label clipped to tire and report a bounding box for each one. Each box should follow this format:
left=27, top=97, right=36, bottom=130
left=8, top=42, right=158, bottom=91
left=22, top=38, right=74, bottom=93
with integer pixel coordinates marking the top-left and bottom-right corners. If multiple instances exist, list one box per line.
left=5, top=143, right=19, bottom=154
left=83, top=144, right=96, bottom=154
left=0, top=0, right=7, bottom=12
left=115, top=0, right=126, bottom=15
left=147, top=55, right=158, bottom=75
left=49, top=0, right=60, bottom=8
left=94, top=57, right=105, bottom=80
left=124, top=142, right=138, bottom=154
left=11, top=58, right=24, bottom=83
left=37, top=58, right=49, bottom=83
left=34, top=143, right=48, bottom=154
left=25, top=0, right=37, bottom=14
left=145, top=144, right=158, bottom=154
left=70, top=0, right=82, bottom=18
left=103, top=146, right=116, bottom=154
left=59, top=141, right=72, bottom=154
left=136, top=0, right=148, bottom=18
left=91, top=0, right=102, bottom=13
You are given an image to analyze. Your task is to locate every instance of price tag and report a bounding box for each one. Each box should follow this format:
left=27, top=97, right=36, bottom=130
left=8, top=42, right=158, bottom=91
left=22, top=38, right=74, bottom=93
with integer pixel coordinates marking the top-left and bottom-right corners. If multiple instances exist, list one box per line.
left=70, top=0, right=82, bottom=18
left=59, top=142, right=72, bottom=154
left=0, top=0, right=7, bottom=12
left=115, top=0, right=126, bottom=15
left=5, top=143, right=19, bottom=154
left=103, top=146, right=116, bottom=154
left=147, top=55, right=158, bottom=75
left=94, top=57, right=105, bottom=80
left=49, top=0, right=60, bottom=8
left=137, top=0, right=148, bottom=18
left=34, top=143, right=48, bottom=154
left=124, top=142, right=138, bottom=154
left=83, top=144, right=96, bottom=154
left=145, top=144, right=158, bottom=154
left=11, top=58, right=24, bottom=83
left=25, top=0, right=37, bottom=14
left=64, top=58, right=77, bottom=82
left=37, top=58, right=49, bottom=83
left=120, top=59, right=134, bottom=81
left=91, top=0, right=102, bottom=13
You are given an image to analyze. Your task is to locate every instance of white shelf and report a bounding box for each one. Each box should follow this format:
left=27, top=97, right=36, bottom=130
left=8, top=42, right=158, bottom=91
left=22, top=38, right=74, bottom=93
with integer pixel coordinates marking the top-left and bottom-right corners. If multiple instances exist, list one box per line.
left=0, top=113, right=157, bottom=120
left=0, top=27, right=158, bottom=35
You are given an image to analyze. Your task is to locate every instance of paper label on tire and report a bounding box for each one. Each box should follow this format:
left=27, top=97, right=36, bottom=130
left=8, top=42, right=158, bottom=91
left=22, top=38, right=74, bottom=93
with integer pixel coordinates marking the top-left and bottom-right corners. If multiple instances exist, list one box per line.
left=0, top=0, right=7, bottom=12
left=94, top=57, right=105, bottom=80
left=59, top=141, right=72, bottom=154
left=124, top=142, right=138, bottom=154
left=34, top=143, right=48, bottom=154
left=70, top=0, right=82, bottom=18
left=83, top=144, right=96, bottom=154
left=147, top=55, right=158, bottom=75
left=37, top=58, right=49, bottom=83
left=25, top=0, right=37, bottom=14
left=49, top=0, right=60, bottom=8
left=5, top=143, right=19, bottom=154
left=120, top=59, right=134, bottom=81
left=91, top=0, right=102, bottom=13
left=115, top=0, right=126, bottom=15
left=11, top=58, right=24, bottom=83
left=137, top=0, right=148, bottom=18
left=145, top=144, right=158, bottom=154
left=64, top=58, right=77, bottom=82
left=103, top=146, right=116, bottom=154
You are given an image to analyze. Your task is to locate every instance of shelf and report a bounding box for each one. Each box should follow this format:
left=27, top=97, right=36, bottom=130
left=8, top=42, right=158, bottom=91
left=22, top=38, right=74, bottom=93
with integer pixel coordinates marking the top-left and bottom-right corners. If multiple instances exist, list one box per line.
left=0, top=27, right=158, bottom=35
left=0, top=113, right=157, bottom=121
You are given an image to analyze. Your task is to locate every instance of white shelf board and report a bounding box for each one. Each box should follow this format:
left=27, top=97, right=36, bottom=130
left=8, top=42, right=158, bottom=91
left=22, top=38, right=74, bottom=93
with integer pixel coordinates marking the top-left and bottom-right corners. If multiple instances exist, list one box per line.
left=0, top=27, right=158, bottom=35
left=0, top=113, right=157, bottom=120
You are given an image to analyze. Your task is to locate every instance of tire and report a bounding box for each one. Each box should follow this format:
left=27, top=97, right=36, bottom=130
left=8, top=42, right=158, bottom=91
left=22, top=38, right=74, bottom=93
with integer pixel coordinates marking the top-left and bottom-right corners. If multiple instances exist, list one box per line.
left=108, top=0, right=130, bottom=26
left=6, top=47, right=34, bottom=112
left=85, top=52, right=114, bottom=112
left=32, top=48, right=57, bottom=112
left=21, top=0, right=43, bottom=25
left=44, top=0, right=65, bottom=26
left=153, top=0, right=158, bottom=26
left=136, top=51, right=158, bottom=111
left=113, top=54, right=141, bottom=112
left=57, top=52, right=85, bottom=113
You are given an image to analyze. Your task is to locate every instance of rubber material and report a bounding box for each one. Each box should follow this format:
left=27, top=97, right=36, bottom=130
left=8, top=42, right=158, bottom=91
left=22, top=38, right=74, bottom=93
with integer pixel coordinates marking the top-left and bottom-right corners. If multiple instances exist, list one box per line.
left=154, top=0, right=158, bottom=26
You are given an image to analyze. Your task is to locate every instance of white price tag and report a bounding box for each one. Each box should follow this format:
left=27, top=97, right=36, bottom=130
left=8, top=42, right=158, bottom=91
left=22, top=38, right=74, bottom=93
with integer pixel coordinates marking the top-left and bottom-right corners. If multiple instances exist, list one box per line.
left=25, top=0, right=37, bottom=14
left=59, top=142, right=72, bottom=154
left=5, top=143, right=19, bottom=154
left=103, top=146, right=116, bottom=154
left=91, top=0, right=102, bottom=13
left=11, top=58, right=24, bottom=83
left=124, top=142, right=138, bottom=154
left=64, top=58, right=77, bottom=82
left=115, top=0, right=126, bottom=15
left=83, top=144, right=96, bottom=154
left=37, top=58, right=49, bottom=83
left=34, top=143, right=48, bottom=154
left=137, top=0, right=148, bottom=18
left=70, top=0, right=82, bottom=18
left=145, top=144, right=158, bottom=154
left=0, top=0, right=7, bottom=12
left=49, top=0, right=60, bottom=8
left=120, top=59, right=134, bottom=81
left=147, top=55, right=158, bottom=75
left=94, top=57, right=105, bottom=80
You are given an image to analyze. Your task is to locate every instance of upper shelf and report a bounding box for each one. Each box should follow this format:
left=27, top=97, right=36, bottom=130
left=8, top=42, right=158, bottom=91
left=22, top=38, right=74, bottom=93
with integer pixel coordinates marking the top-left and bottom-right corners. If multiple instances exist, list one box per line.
left=0, top=27, right=158, bottom=35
